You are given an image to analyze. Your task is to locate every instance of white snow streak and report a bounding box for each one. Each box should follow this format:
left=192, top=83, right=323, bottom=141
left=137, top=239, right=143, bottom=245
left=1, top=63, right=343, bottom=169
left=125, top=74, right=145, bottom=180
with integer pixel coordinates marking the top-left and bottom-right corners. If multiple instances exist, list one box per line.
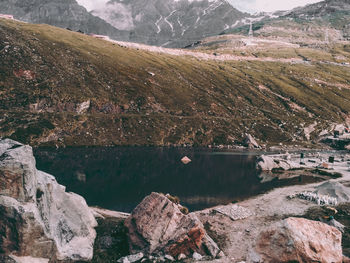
left=164, top=10, right=177, bottom=33
left=155, top=15, right=163, bottom=34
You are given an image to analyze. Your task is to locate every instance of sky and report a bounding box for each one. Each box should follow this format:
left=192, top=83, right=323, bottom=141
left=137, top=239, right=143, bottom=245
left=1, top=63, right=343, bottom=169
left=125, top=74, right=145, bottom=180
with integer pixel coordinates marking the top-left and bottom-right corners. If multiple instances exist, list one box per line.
left=76, top=0, right=323, bottom=13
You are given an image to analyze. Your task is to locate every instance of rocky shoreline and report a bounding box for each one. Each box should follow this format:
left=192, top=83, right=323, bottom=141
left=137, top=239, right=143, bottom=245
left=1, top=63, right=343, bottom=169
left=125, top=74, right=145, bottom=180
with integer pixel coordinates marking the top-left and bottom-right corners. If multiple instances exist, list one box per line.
left=1, top=138, right=350, bottom=262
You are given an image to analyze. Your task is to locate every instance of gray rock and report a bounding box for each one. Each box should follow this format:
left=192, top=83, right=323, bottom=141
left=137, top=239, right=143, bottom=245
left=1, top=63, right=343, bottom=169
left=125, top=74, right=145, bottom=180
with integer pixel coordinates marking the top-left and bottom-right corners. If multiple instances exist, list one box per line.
left=192, top=252, right=202, bottom=260
left=0, top=139, right=97, bottom=261
left=165, top=255, right=175, bottom=261
left=213, top=204, right=253, bottom=221
left=118, top=252, right=144, bottom=263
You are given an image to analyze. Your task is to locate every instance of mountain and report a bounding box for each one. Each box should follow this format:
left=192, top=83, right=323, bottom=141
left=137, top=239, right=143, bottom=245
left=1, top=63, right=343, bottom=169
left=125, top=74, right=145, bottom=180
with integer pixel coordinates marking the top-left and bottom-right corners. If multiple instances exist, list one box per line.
left=286, top=0, right=350, bottom=39
left=1, top=19, right=350, bottom=147
left=0, top=0, right=248, bottom=48
left=0, top=0, right=129, bottom=40
left=90, top=0, right=248, bottom=47
left=226, top=0, right=350, bottom=43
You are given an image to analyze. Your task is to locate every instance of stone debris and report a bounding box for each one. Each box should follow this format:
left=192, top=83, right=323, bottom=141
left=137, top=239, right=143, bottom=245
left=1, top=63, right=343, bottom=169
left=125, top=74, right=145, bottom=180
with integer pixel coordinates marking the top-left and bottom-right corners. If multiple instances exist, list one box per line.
left=248, top=217, right=342, bottom=263
left=213, top=204, right=253, bottom=221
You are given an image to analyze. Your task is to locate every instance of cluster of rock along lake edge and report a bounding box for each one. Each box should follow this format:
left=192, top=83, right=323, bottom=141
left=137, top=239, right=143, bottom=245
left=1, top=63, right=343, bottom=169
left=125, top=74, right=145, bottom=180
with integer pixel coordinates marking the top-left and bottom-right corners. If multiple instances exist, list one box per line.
left=1, top=138, right=350, bottom=263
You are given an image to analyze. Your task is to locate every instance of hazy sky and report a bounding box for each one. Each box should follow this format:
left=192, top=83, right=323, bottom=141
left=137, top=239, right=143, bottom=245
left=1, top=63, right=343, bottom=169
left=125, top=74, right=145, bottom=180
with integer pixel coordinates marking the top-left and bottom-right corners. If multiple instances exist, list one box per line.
left=76, top=0, right=323, bottom=13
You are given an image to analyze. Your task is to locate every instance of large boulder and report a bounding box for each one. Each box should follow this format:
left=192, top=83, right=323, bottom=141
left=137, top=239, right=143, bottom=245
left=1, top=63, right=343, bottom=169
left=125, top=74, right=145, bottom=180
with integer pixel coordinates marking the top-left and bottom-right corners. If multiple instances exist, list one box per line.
left=248, top=217, right=343, bottom=263
left=0, top=139, right=97, bottom=261
left=124, top=192, right=220, bottom=258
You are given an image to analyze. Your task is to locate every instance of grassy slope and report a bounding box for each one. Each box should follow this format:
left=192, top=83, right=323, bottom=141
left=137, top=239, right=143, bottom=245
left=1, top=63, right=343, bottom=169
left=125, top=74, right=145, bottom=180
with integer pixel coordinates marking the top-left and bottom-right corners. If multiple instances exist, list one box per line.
left=1, top=19, right=350, bottom=147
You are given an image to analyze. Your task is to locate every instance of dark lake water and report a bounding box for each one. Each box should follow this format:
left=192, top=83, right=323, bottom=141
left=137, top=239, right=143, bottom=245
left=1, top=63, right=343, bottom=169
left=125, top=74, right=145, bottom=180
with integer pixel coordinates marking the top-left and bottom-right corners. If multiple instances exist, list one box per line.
left=33, top=147, right=317, bottom=213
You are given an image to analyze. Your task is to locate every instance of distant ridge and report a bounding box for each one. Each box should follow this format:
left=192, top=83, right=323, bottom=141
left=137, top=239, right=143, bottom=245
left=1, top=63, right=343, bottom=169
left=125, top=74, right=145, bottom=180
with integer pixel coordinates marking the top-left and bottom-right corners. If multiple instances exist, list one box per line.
left=0, top=0, right=249, bottom=47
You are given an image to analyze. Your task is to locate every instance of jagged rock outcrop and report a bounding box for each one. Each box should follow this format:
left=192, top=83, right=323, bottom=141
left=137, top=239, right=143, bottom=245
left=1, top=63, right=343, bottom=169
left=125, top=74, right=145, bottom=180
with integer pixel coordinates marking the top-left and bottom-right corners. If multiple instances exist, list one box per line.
left=90, top=0, right=248, bottom=47
left=124, top=192, right=220, bottom=258
left=248, top=217, right=343, bottom=263
left=0, top=0, right=129, bottom=40
left=0, top=139, right=97, bottom=261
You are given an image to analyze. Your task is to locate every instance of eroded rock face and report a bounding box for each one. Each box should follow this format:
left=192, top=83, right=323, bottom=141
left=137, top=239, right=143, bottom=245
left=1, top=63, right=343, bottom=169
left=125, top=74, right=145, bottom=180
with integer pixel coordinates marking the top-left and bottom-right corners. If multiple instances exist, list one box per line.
left=249, top=217, right=343, bottom=263
left=124, top=192, right=220, bottom=258
left=0, top=139, right=97, bottom=261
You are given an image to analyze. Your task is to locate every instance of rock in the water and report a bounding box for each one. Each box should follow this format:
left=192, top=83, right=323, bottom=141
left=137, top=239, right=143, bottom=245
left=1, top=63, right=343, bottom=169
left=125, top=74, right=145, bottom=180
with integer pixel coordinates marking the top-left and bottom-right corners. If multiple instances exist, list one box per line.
left=124, top=192, right=219, bottom=258
left=181, top=156, right=192, bottom=164
left=243, top=134, right=260, bottom=149
left=0, top=139, right=97, bottom=261
left=248, top=217, right=342, bottom=263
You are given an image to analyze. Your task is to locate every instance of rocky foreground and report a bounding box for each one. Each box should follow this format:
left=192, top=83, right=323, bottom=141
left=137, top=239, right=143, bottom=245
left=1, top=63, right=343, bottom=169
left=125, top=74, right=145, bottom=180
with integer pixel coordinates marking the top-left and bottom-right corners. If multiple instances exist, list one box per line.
left=1, top=139, right=350, bottom=262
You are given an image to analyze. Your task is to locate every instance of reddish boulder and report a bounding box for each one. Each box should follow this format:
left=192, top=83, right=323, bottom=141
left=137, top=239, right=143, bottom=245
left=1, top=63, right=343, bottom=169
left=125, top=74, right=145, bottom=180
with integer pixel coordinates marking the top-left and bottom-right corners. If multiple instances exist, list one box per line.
left=249, top=217, right=343, bottom=263
left=124, top=192, right=220, bottom=258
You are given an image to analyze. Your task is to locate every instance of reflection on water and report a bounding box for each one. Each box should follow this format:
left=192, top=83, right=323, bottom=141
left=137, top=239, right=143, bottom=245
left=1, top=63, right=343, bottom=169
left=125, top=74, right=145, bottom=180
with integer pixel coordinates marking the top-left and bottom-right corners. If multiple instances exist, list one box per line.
left=33, top=147, right=316, bottom=212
